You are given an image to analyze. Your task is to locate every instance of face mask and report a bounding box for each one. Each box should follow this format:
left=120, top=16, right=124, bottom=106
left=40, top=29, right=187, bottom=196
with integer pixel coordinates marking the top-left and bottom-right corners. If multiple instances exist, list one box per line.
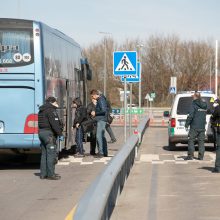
left=213, top=103, right=219, bottom=108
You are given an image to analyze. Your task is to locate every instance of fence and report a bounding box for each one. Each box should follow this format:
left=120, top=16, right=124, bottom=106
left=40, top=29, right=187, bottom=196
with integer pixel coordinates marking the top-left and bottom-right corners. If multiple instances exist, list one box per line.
left=111, top=107, right=170, bottom=127
left=71, top=116, right=149, bottom=220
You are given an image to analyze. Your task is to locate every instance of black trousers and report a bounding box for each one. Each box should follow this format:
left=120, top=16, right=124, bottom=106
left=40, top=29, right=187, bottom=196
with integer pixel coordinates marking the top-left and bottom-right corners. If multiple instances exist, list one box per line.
left=39, top=130, right=57, bottom=177
left=90, top=129, right=97, bottom=154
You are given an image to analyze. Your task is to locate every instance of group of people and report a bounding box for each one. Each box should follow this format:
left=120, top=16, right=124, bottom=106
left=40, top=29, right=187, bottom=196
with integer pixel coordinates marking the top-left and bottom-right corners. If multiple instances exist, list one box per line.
left=37, top=89, right=116, bottom=180
left=184, top=91, right=220, bottom=173
left=72, top=89, right=116, bottom=157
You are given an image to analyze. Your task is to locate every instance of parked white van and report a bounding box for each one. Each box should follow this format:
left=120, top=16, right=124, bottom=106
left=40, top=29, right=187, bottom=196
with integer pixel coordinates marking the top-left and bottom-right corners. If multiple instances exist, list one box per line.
left=168, top=91, right=217, bottom=150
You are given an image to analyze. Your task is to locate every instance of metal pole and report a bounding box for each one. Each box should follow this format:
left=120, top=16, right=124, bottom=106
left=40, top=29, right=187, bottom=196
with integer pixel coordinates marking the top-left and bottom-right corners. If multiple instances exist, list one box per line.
left=215, top=40, right=218, bottom=96
left=210, top=60, right=212, bottom=91
left=129, top=83, right=132, bottom=136
left=104, top=38, right=107, bottom=96
left=124, top=77, right=127, bottom=142
left=137, top=44, right=143, bottom=109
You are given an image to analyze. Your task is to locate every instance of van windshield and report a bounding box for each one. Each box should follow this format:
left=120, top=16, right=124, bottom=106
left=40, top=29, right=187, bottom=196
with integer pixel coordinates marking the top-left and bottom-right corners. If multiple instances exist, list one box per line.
left=177, top=97, right=214, bottom=115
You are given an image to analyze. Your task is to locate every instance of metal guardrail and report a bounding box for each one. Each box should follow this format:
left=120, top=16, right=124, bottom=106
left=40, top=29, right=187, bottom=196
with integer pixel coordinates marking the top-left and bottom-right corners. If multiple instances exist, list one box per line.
left=72, top=116, right=150, bottom=220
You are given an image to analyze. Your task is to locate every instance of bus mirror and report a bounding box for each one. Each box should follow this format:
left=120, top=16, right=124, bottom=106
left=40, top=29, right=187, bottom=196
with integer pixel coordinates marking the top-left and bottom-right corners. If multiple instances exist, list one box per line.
left=87, top=67, right=92, bottom=80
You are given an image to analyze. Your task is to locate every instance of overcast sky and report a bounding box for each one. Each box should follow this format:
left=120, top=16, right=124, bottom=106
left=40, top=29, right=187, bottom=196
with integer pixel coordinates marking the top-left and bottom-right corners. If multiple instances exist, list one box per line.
left=1, top=0, right=220, bottom=47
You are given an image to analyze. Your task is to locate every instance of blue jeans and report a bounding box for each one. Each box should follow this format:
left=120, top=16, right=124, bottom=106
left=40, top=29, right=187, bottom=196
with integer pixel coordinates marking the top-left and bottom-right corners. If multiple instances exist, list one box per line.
left=106, top=123, right=116, bottom=141
left=96, top=120, right=107, bottom=156
left=75, top=127, right=84, bottom=154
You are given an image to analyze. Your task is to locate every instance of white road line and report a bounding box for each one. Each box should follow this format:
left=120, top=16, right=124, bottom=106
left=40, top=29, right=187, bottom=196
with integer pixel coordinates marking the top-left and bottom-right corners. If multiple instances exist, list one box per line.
left=140, top=154, right=159, bottom=162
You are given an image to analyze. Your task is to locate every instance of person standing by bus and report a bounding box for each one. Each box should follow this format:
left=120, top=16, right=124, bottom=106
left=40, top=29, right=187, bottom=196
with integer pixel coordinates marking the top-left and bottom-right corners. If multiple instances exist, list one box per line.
left=87, top=95, right=97, bottom=155
left=38, top=97, right=63, bottom=180
left=72, top=97, right=87, bottom=157
left=91, top=89, right=108, bottom=157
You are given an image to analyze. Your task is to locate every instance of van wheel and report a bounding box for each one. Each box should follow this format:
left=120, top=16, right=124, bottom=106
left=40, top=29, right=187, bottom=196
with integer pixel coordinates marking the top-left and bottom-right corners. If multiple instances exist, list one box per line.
left=168, top=141, right=176, bottom=151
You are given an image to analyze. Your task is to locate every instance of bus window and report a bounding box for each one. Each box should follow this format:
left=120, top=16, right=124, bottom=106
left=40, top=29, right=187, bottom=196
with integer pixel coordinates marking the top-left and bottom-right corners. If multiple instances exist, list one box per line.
left=0, top=30, right=33, bottom=67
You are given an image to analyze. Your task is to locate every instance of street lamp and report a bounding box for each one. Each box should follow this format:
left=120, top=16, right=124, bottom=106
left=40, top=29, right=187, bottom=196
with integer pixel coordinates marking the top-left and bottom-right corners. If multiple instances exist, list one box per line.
left=137, top=44, right=144, bottom=108
left=99, top=32, right=112, bottom=96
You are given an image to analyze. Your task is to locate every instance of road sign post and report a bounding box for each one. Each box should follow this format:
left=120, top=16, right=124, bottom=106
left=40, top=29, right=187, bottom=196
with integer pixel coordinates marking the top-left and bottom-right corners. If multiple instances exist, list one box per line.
left=113, top=51, right=137, bottom=143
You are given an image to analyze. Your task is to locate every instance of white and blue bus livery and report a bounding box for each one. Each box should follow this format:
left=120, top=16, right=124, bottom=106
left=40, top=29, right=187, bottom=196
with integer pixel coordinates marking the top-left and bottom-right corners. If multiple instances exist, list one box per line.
left=0, top=18, right=91, bottom=150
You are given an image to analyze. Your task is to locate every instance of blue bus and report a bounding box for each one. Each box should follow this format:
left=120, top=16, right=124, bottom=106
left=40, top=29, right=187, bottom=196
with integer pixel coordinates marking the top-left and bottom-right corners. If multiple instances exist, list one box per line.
left=0, top=18, right=91, bottom=151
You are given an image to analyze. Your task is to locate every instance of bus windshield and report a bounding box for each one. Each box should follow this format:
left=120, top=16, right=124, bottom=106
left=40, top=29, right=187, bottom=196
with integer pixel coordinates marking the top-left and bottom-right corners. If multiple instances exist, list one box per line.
left=0, top=29, right=33, bottom=67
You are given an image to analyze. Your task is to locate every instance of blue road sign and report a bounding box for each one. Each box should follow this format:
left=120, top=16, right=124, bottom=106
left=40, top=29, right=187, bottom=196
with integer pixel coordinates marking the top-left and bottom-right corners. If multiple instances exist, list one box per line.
left=121, top=62, right=141, bottom=83
left=113, top=51, right=137, bottom=76
left=169, top=87, right=176, bottom=94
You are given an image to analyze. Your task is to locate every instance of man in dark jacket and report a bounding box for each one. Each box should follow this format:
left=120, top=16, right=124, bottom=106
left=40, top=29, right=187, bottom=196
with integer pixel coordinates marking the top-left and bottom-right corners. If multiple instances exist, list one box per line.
left=87, top=96, right=97, bottom=155
left=184, top=91, right=207, bottom=160
left=38, top=97, right=63, bottom=180
left=72, top=97, right=87, bottom=157
left=211, top=99, right=220, bottom=173
left=91, top=89, right=108, bottom=157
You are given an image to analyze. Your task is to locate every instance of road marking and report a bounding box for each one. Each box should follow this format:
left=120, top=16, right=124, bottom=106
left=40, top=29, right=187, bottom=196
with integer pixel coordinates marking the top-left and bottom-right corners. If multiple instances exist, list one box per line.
left=138, top=153, right=216, bottom=164
left=57, top=155, right=113, bottom=166
left=140, top=154, right=159, bottom=162
left=65, top=205, right=77, bottom=220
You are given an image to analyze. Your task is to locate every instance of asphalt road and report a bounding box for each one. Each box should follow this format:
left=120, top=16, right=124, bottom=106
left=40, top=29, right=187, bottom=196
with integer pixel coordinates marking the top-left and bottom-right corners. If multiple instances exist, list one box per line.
left=111, top=127, right=220, bottom=220
left=0, top=127, right=123, bottom=220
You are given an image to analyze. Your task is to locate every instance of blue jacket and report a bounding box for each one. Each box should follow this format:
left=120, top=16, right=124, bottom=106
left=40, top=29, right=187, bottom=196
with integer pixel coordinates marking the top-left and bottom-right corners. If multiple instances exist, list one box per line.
left=95, top=95, right=108, bottom=122
left=185, top=98, right=207, bottom=129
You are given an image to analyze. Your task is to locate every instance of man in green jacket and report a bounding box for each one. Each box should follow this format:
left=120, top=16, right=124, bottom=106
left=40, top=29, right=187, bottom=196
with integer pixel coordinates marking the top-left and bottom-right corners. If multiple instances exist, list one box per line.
left=185, top=91, right=207, bottom=160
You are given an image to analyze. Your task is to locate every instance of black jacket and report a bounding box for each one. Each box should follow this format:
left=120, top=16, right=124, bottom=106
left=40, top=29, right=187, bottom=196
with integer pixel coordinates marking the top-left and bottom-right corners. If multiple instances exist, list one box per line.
left=185, top=98, right=207, bottom=129
left=211, top=105, right=220, bottom=127
left=87, top=102, right=96, bottom=118
left=73, top=105, right=87, bottom=127
left=38, top=103, right=63, bottom=136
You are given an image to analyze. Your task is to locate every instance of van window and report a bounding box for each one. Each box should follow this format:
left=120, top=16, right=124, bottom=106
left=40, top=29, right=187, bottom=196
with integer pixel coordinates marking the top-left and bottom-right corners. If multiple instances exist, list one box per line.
left=177, top=97, right=214, bottom=115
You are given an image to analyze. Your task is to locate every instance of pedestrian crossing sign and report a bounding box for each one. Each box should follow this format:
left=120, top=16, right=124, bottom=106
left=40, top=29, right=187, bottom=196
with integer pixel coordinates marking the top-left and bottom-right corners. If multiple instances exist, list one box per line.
left=121, top=62, right=141, bottom=83
left=170, top=87, right=176, bottom=94
left=113, top=51, right=137, bottom=76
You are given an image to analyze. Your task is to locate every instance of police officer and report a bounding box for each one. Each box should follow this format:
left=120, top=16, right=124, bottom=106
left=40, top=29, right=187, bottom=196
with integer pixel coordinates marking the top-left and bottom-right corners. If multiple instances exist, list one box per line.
left=184, top=91, right=207, bottom=160
left=211, top=99, right=220, bottom=173
left=38, top=97, right=63, bottom=180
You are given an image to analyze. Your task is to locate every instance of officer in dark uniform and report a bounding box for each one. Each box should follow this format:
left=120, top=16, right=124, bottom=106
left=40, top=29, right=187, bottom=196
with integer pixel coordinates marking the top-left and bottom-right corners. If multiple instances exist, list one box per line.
left=184, top=91, right=207, bottom=160
left=211, top=99, right=220, bottom=173
left=38, top=97, right=63, bottom=180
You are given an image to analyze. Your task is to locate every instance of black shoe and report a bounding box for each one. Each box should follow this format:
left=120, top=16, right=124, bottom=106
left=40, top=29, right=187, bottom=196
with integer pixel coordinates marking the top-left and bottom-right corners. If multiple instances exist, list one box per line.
left=198, top=157, right=203, bottom=160
left=40, top=176, right=47, bottom=179
left=212, top=168, right=220, bottom=173
left=90, top=152, right=96, bottom=156
left=47, top=175, right=61, bottom=180
left=184, top=156, right=193, bottom=160
left=104, top=154, right=108, bottom=157
left=95, top=154, right=104, bottom=158
left=74, top=153, right=85, bottom=158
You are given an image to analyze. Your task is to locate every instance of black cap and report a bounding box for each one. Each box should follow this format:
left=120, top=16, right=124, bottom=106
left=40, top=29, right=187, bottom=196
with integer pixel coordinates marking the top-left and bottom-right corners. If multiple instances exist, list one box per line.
left=46, top=96, right=57, bottom=103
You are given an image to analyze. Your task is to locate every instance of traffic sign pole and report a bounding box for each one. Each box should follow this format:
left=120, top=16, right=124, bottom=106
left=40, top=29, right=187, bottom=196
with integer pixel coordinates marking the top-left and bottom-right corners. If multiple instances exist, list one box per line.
left=129, top=83, right=132, bottom=136
left=124, top=77, right=127, bottom=143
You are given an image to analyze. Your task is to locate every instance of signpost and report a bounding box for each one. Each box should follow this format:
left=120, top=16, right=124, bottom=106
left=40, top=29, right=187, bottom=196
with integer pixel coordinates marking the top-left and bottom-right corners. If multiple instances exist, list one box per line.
left=170, top=77, right=177, bottom=94
left=113, top=51, right=137, bottom=142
